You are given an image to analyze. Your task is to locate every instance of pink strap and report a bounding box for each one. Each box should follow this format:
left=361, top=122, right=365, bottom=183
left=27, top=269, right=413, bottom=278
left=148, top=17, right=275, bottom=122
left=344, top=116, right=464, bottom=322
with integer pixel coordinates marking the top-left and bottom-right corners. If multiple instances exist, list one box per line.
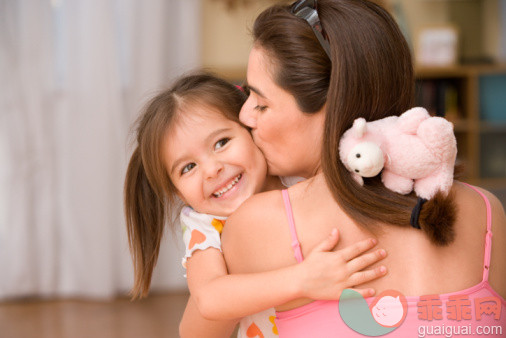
left=282, top=189, right=304, bottom=263
left=462, top=183, right=493, bottom=282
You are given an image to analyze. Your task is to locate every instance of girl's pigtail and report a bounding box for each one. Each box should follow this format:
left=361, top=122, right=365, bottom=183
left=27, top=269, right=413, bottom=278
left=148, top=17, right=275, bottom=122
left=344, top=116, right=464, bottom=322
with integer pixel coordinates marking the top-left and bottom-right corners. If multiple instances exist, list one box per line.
left=124, top=147, right=166, bottom=299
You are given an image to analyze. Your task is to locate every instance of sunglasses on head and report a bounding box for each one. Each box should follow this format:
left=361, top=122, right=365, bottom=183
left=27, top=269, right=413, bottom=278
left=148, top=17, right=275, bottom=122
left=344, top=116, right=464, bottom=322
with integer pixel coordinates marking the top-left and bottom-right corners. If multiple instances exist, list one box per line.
left=290, top=0, right=331, bottom=59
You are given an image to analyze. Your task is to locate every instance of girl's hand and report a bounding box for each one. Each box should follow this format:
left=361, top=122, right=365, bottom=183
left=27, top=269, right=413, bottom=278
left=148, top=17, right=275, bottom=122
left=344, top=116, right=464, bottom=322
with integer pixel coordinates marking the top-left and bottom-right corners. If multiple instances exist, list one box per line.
left=297, top=229, right=387, bottom=300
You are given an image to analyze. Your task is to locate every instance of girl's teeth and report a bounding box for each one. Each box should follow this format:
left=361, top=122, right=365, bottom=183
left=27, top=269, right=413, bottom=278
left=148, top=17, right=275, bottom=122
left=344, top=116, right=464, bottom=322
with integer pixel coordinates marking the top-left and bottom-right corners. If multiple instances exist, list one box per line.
left=213, top=175, right=241, bottom=198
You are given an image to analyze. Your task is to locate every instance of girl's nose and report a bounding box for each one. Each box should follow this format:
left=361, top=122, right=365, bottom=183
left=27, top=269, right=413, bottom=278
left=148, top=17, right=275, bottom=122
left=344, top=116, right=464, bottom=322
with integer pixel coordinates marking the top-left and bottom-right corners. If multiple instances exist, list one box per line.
left=204, top=159, right=224, bottom=180
left=239, top=97, right=257, bottom=129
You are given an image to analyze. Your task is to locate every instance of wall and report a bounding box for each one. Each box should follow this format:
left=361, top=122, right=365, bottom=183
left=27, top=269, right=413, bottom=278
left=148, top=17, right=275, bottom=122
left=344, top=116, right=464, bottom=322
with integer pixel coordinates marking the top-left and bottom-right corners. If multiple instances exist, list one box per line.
left=200, top=0, right=275, bottom=79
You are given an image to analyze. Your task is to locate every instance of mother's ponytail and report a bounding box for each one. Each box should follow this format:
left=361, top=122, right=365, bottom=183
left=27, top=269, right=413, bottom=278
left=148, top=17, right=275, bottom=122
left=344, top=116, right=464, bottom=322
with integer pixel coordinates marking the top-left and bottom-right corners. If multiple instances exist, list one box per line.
left=418, top=192, right=456, bottom=245
left=319, top=0, right=457, bottom=246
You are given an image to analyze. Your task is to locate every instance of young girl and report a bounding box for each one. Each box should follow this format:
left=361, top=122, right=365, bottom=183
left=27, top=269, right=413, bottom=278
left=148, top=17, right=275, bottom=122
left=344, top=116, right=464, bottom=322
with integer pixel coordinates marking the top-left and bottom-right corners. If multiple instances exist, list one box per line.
left=124, top=73, right=388, bottom=337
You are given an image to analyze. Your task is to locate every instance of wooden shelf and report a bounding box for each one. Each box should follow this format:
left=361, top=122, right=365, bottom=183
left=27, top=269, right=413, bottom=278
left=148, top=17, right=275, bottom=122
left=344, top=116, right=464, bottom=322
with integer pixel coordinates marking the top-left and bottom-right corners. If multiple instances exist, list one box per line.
left=479, top=121, right=506, bottom=133
left=415, top=64, right=506, bottom=187
left=416, top=63, right=506, bottom=78
left=450, top=119, right=472, bottom=132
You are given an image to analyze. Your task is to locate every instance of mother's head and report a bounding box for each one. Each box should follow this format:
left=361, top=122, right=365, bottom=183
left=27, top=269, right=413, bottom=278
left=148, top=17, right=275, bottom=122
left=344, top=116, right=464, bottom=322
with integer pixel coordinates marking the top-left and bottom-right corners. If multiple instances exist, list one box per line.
left=241, top=0, right=455, bottom=245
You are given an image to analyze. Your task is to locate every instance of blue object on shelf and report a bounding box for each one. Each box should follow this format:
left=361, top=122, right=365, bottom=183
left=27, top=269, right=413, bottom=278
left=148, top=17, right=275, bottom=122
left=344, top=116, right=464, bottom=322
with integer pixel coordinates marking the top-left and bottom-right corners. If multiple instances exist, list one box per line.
left=479, top=74, right=506, bottom=122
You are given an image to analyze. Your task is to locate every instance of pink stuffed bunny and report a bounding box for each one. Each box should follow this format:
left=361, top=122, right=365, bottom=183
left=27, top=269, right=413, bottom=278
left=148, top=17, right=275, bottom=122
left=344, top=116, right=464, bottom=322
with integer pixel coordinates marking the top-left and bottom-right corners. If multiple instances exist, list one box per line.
left=339, top=107, right=457, bottom=199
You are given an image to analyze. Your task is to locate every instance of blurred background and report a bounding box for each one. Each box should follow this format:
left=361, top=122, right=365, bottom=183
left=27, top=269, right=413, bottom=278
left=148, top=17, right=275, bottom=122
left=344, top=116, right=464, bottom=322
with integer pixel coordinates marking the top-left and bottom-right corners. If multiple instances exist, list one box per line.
left=1, top=0, right=505, bottom=337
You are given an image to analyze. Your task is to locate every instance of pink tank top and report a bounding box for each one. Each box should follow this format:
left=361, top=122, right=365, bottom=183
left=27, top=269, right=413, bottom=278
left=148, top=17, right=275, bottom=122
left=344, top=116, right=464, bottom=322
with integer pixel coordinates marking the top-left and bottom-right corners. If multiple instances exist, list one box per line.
left=277, top=186, right=506, bottom=337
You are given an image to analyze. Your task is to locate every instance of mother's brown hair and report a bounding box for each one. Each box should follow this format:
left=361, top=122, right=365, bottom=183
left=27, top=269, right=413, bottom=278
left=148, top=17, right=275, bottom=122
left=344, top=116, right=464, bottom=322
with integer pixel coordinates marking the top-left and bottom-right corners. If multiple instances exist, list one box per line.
left=253, top=0, right=455, bottom=245
left=124, top=73, right=246, bottom=298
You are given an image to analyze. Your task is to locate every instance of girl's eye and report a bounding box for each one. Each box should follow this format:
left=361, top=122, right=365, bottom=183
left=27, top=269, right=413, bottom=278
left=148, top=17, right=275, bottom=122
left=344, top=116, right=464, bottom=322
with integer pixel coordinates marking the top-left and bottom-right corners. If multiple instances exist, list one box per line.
left=181, top=163, right=196, bottom=175
left=214, top=137, right=230, bottom=150
left=254, top=105, right=267, bottom=112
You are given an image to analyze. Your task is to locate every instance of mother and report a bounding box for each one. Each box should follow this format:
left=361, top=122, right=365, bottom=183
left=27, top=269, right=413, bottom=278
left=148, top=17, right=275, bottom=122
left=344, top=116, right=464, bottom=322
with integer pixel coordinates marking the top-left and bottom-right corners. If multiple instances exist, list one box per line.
left=222, top=0, right=506, bottom=336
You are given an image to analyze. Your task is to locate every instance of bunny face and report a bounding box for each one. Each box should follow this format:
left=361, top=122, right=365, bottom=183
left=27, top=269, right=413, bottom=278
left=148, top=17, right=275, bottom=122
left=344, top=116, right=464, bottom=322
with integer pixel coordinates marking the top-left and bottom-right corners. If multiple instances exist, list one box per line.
left=346, top=142, right=385, bottom=178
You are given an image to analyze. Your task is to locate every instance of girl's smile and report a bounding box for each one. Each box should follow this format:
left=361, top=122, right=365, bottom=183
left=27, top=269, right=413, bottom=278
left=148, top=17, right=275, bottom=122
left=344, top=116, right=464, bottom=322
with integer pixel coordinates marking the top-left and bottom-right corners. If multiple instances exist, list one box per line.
left=211, top=173, right=242, bottom=198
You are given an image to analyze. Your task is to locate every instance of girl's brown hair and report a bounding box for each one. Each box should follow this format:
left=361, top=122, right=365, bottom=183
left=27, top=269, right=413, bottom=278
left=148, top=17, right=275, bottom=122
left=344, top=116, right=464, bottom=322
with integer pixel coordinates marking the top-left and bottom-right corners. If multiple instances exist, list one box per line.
left=124, top=73, right=247, bottom=298
left=253, top=0, right=456, bottom=245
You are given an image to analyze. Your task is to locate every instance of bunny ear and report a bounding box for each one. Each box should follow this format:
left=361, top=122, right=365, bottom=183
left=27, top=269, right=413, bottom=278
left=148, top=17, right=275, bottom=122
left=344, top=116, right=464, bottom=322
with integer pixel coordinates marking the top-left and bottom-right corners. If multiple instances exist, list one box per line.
left=352, top=118, right=367, bottom=138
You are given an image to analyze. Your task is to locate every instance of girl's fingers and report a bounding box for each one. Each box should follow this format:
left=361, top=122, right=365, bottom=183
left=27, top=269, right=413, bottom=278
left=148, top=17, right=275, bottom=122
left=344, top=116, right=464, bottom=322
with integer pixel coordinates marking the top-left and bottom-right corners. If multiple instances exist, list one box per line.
left=340, top=238, right=378, bottom=261
left=347, top=248, right=387, bottom=272
left=348, top=265, right=387, bottom=286
left=346, top=287, right=376, bottom=298
left=311, top=228, right=340, bottom=253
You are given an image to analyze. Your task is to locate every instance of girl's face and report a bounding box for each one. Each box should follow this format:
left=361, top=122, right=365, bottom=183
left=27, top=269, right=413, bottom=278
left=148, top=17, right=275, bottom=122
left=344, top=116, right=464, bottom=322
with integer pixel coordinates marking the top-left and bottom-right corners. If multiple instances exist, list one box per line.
left=240, top=47, right=325, bottom=178
left=163, top=106, right=268, bottom=217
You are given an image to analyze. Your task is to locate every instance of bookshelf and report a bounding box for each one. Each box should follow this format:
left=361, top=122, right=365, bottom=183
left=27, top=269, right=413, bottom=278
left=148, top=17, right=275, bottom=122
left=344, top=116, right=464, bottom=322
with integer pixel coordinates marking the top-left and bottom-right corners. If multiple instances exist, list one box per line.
left=415, top=64, right=506, bottom=187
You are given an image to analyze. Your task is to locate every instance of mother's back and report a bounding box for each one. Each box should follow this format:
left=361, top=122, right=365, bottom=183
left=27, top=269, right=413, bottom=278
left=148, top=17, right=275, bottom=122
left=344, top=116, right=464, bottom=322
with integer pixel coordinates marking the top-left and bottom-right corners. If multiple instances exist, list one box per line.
left=222, top=177, right=506, bottom=335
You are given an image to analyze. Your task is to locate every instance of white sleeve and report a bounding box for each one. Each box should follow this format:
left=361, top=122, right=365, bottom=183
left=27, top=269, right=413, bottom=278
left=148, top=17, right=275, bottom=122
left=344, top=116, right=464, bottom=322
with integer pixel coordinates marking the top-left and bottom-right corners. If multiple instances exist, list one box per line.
left=180, top=206, right=226, bottom=269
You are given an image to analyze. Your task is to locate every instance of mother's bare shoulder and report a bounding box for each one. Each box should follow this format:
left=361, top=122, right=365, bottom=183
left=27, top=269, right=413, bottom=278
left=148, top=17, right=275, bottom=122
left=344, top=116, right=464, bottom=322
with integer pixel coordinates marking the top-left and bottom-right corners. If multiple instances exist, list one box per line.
left=454, top=181, right=506, bottom=297
left=475, top=185, right=506, bottom=298
left=221, top=189, right=290, bottom=274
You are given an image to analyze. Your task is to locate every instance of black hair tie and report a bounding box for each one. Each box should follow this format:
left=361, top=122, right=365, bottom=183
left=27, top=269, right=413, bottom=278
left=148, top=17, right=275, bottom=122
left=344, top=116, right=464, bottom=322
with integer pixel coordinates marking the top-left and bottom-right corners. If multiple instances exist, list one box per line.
left=410, top=198, right=427, bottom=229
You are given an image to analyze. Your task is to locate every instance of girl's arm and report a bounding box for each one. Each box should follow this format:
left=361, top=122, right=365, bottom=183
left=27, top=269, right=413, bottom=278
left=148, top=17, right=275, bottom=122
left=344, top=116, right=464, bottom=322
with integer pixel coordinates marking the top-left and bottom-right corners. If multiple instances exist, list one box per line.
left=187, top=228, right=386, bottom=320
left=179, top=295, right=238, bottom=338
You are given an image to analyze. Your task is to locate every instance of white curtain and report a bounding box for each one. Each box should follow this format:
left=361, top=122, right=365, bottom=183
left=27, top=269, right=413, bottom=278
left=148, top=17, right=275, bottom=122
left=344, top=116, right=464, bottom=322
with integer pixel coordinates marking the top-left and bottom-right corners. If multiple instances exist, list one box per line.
left=0, top=0, right=200, bottom=299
